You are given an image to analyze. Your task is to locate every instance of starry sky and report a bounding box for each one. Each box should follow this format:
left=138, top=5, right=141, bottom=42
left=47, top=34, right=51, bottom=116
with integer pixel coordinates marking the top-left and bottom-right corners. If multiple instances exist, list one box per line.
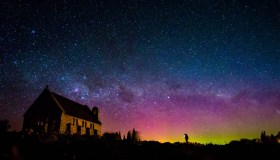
left=1, top=0, right=280, bottom=144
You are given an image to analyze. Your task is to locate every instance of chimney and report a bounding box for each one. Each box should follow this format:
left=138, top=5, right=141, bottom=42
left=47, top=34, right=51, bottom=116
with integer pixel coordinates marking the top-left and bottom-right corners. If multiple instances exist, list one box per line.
left=92, top=106, right=99, bottom=121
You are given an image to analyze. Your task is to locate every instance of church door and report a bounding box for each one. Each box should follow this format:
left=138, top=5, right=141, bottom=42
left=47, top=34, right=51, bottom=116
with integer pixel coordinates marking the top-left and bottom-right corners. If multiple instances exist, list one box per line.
left=66, top=123, right=71, bottom=134
left=77, top=126, right=81, bottom=135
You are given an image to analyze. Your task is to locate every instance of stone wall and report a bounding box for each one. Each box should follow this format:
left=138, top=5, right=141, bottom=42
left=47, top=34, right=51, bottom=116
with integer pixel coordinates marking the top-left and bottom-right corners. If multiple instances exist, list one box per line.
left=59, top=113, right=101, bottom=136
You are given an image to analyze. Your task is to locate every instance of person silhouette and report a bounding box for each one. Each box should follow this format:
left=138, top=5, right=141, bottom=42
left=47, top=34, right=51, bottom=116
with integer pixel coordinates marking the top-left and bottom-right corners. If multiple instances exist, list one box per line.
left=184, top=134, right=189, bottom=144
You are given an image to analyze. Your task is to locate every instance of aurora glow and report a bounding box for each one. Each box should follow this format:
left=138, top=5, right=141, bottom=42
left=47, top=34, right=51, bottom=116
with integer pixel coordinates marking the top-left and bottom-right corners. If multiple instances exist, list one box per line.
left=1, top=0, right=280, bottom=144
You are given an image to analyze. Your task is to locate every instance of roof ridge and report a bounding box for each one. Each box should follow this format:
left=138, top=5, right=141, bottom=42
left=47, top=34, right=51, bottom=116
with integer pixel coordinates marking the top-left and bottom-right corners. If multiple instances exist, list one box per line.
left=46, top=89, right=65, bottom=112
left=44, top=88, right=100, bottom=124
left=51, top=92, right=90, bottom=110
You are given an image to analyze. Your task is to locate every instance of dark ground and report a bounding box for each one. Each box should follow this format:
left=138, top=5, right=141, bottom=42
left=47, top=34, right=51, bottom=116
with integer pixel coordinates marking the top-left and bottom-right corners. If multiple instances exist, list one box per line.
left=1, top=132, right=279, bottom=160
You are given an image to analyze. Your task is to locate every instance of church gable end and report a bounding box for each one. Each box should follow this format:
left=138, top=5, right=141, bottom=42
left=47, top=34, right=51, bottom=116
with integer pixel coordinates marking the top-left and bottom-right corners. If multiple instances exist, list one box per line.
left=22, top=86, right=102, bottom=136
left=22, top=88, right=63, bottom=133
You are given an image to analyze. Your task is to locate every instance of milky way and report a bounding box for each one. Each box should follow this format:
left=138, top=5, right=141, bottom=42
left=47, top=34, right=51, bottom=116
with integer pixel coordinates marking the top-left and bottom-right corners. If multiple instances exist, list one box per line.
left=1, top=0, right=280, bottom=144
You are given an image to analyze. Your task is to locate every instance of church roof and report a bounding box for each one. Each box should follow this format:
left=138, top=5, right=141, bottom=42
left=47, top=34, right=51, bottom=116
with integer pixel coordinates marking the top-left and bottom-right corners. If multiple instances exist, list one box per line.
left=47, top=88, right=101, bottom=124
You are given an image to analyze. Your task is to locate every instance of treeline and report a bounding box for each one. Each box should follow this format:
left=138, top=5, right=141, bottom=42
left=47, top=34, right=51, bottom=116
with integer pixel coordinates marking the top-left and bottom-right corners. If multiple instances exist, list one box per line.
left=228, top=130, right=280, bottom=145
left=102, top=128, right=140, bottom=142
left=260, top=131, right=280, bottom=144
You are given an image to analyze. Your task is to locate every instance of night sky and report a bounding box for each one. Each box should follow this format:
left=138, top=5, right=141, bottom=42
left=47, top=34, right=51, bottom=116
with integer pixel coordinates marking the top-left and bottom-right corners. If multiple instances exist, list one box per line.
left=1, top=0, right=280, bottom=144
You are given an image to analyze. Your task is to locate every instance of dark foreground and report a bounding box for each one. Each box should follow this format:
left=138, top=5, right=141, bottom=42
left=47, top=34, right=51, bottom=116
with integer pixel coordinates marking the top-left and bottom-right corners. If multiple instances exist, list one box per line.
left=1, top=132, right=280, bottom=160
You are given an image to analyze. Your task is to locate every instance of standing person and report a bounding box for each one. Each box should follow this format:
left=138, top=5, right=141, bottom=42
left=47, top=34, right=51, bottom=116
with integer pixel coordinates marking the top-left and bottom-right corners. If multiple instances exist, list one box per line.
left=184, top=134, right=189, bottom=144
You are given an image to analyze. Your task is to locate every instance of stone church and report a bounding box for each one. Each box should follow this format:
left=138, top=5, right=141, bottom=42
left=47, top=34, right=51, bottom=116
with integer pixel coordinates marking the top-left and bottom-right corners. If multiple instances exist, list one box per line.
left=22, top=86, right=102, bottom=136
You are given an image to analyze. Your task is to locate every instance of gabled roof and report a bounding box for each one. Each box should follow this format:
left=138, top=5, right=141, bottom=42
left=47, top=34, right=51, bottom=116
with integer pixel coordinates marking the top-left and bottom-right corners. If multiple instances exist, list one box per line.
left=46, top=87, right=101, bottom=124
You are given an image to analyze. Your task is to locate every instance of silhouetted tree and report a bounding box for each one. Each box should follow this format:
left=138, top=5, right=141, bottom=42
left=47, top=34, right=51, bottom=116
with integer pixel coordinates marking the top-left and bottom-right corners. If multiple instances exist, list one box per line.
left=123, top=135, right=126, bottom=141
left=118, top=131, right=121, bottom=140
left=0, top=119, right=10, bottom=134
left=261, top=131, right=268, bottom=143
left=131, top=128, right=140, bottom=142
left=277, top=131, right=280, bottom=138
left=270, top=134, right=277, bottom=143
left=276, top=131, right=280, bottom=143
left=132, top=128, right=136, bottom=142
left=127, top=131, right=131, bottom=141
